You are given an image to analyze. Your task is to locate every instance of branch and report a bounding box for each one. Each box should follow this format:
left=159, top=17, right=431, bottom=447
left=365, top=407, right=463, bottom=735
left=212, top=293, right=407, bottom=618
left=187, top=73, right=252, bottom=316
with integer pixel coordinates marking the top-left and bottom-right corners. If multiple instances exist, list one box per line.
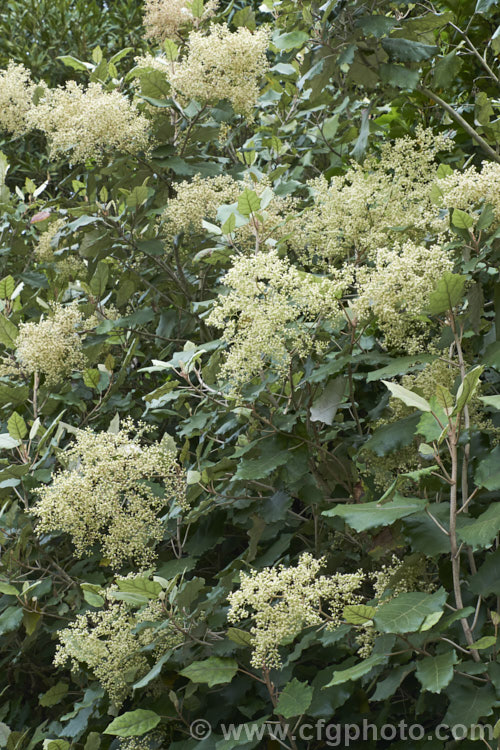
left=419, top=87, right=500, bottom=164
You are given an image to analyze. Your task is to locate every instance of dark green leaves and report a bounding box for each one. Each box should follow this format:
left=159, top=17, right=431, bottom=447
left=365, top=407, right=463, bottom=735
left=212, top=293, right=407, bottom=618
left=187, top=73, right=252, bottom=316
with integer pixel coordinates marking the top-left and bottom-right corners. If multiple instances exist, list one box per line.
left=323, top=495, right=426, bottom=532
left=374, top=590, right=447, bottom=633
left=382, top=38, right=439, bottom=62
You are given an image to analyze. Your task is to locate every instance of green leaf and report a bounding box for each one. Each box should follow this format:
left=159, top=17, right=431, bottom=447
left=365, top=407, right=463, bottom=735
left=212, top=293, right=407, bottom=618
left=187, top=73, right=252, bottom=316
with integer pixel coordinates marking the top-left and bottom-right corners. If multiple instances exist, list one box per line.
left=189, top=0, right=204, bottom=18
left=325, top=654, right=386, bottom=687
left=382, top=38, right=438, bottom=62
left=273, top=31, right=309, bottom=51
left=0, top=314, right=18, bottom=349
left=81, top=583, right=105, bottom=608
left=221, top=213, right=236, bottom=234
left=179, top=657, right=238, bottom=687
left=479, top=395, right=500, bottom=409
left=227, top=627, right=253, bottom=647
left=163, top=39, right=179, bottom=61
left=454, top=366, right=484, bottom=414
left=83, top=369, right=100, bottom=389
left=452, top=208, right=474, bottom=229
left=323, top=495, right=426, bottom=532
left=57, top=55, right=92, bottom=71
left=372, top=665, right=414, bottom=701
left=116, top=577, right=162, bottom=600
left=374, top=589, right=447, bottom=634
left=351, top=107, right=371, bottom=160
left=475, top=0, right=497, bottom=14
left=0, top=723, right=10, bottom=748
left=0, top=434, right=21, bottom=450
left=0, top=606, right=23, bottom=635
left=235, top=450, right=290, bottom=480
left=0, top=582, right=19, bottom=596
left=382, top=380, right=431, bottom=412
left=468, top=636, right=496, bottom=650
left=104, top=710, right=161, bottom=737
left=237, top=188, right=261, bottom=217
left=89, top=261, right=109, bottom=297
left=355, top=15, right=396, bottom=37
left=470, top=549, right=500, bottom=596
left=7, top=412, right=27, bottom=441
left=364, top=414, right=420, bottom=456
left=0, top=276, right=15, bottom=300
left=457, top=503, right=500, bottom=549
left=379, top=63, right=420, bottom=90
left=444, top=679, right=496, bottom=726
left=126, top=185, right=150, bottom=209
left=416, top=651, right=456, bottom=693
left=343, top=605, right=376, bottom=625
left=427, top=272, right=466, bottom=315
left=275, top=679, right=314, bottom=718
left=133, top=652, right=170, bottom=690
left=310, top=377, right=346, bottom=425
left=39, top=682, right=69, bottom=707
left=44, top=742, right=70, bottom=750
left=433, top=51, right=463, bottom=88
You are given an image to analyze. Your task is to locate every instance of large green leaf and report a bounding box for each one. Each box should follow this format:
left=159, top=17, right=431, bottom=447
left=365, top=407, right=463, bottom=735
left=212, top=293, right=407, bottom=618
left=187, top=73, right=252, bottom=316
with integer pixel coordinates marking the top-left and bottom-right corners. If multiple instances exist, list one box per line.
left=0, top=314, right=18, bottom=349
left=323, top=495, right=426, bottom=532
left=104, top=710, right=161, bottom=738
left=237, top=188, right=261, bottom=217
left=382, top=38, right=438, bottom=62
left=454, top=366, right=484, bottom=414
left=179, top=657, right=238, bottom=687
left=273, top=31, right=309, bottom=50
left=7, top=412, right=27, bottom=441
left=427, top=272, right=466, bottom=315
left=0, top=606, right=23, bottom=635
left=364, top=414, right=420, bottom=456
left=475, top=446, right=500, bottom=491
left=416, top=650, right=456, bottom=693
left=235, top=450, right=290, bottom=480
left=374, top=589, right=447, bottom=633
left=310, top=377, right=346, bottom=425
left=382, top=381, right=431, bottom=412
left=275, top=679, right=314, bottom=718
left=457, top=503, right=500, bottom=549
left=444, top=679, right=496, bottom=726
left=325, top=654, right=386, bottom=687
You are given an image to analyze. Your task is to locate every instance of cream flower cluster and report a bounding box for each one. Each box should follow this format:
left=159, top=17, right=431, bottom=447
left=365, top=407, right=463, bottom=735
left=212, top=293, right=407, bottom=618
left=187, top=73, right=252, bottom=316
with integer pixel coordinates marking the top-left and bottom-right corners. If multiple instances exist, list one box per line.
left=163, top=175, right=296, bottom=252
left=54, top=592, right=181, bottom=706
left=207, top=250, right=349, bottom=387
left=34, top=219, right=67, bottom=262
left=27, top=81, right=150, bottom=164
left=228, top=553, right=364, bottom=668
left=167, top=24, right=271, bottom=116
left=353, top=240, right=453, bottom=352
left=34, top=420, right=186, bottom=569
left=15, top=302, right=87, bottom=384
left=163, top=174, right=240, bottom=238
left=0, top=62, right=37, bottom=136
left=438, top=161, right=500, bottom=230
left=291, top=128, right=451, bottom=267
left=143, top=0, right=219, bottom=42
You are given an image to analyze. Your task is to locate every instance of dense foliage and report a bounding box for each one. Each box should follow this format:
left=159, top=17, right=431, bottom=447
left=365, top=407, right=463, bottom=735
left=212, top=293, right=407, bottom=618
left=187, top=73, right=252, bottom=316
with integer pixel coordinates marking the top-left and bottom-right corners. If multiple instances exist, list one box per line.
left=0, top=0, right=500, bottom=748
